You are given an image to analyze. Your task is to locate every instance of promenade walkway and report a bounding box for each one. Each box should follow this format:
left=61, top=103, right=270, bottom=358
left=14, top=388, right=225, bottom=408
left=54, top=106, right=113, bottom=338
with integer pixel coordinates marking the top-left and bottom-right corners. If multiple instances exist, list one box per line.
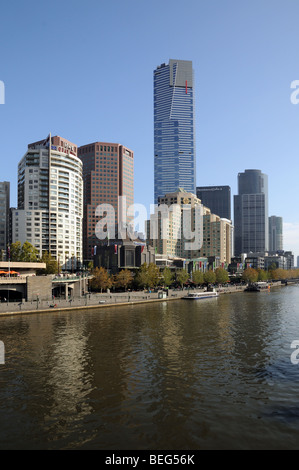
left=0, top=285, right=249, bottom=317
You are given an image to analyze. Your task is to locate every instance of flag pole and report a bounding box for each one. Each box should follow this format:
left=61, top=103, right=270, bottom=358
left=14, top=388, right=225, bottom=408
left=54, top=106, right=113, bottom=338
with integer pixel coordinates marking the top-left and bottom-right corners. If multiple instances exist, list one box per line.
left=7, top=245, right=10, bottom=278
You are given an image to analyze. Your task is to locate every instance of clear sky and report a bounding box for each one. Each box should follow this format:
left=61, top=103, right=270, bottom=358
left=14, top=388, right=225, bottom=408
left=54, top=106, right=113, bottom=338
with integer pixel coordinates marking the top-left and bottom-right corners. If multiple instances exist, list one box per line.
left=0, top=0, right=298, bottom=261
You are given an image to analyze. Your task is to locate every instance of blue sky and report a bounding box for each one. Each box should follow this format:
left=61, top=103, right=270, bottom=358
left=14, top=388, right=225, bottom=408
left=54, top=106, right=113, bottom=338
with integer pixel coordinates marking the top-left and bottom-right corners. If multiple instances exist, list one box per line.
left=0, top=0, right=299, bottom=260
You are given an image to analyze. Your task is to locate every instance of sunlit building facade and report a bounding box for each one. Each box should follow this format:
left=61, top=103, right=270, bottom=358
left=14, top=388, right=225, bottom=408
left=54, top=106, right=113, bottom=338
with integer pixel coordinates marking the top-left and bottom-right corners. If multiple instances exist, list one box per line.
left=12, top=135, right=83, bottom=270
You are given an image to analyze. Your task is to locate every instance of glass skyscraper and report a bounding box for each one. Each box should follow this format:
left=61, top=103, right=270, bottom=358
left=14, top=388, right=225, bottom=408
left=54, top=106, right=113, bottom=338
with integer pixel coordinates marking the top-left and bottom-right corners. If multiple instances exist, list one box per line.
left=234, top=169, right=269, bottom=256
left=269, top=215, right=283, bottom=252
left=154, top=59, right=196, bottom=203
left=196, top=185, right=231, bottom=220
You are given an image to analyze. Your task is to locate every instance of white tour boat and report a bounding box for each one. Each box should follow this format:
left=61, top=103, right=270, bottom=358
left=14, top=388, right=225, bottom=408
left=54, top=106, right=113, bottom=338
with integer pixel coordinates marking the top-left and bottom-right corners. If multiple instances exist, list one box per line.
left=182, top=290, right=219, bottom=300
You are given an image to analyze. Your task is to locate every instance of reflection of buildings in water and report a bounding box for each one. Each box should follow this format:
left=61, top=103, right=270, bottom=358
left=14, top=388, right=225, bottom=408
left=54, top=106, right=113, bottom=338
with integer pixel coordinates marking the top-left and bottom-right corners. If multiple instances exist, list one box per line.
left=41, top=318, right=94, bottom=432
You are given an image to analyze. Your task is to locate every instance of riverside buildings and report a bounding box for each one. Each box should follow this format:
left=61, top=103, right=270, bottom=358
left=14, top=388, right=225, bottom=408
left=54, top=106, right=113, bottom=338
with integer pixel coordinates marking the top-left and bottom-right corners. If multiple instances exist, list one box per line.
left=234, top=169, right=269, bottom=256
left=78, top=142, right=134, bottom=263
left=11, top=135, right=83, bottom=270
left=0, top=182, right=10, bottom=256
left=146, top=189, right=233, bottom=266
left=154, top=60, right=196, bottom=203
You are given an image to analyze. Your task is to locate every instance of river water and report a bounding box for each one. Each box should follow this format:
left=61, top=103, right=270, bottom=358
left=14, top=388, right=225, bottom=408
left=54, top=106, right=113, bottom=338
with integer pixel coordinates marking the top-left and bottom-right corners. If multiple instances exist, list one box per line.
left=0, top=285, right=299, bottom=450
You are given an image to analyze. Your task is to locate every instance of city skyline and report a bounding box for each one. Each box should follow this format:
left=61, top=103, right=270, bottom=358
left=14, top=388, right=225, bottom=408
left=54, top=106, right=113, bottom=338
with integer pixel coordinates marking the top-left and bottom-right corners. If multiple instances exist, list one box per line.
left=0, top=0, right=299, bottom=259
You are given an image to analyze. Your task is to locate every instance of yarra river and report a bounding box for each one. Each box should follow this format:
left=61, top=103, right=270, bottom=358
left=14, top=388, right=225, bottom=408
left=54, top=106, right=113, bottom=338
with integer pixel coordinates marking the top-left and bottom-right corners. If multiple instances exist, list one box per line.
left=0, top=285, right=299, bottom=450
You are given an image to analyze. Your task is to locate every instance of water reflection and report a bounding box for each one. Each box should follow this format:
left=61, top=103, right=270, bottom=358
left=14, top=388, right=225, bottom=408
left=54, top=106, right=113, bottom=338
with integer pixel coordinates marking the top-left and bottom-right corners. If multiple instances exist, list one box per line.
left=0, top=287, right=299, bottom=449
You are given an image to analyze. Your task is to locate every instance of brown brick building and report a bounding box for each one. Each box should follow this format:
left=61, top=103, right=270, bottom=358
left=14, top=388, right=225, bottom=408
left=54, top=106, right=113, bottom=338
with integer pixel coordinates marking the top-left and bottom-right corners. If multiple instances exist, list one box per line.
left=78, top=142, right=134, bottom=263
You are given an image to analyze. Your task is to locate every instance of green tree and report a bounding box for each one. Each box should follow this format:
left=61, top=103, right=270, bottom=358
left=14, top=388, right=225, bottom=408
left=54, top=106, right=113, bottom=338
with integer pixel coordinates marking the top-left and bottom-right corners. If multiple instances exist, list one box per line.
left=268, top=262, right=278, bottom=272
left=135, top=263, right=149, bottom=289
left=257, top=268, right=268, bottom=281
left=162, top=267, right=174, bottom=287
left=21, top=241, right=39, bottom=262
left=40, top=251, right=58, bottom=274
left=148, top=263, right=160, bottom=288
left=87, top=261, right=94, bottom=271
left=176, top=269, right=189, bottom=288
left=91, top=267, right=113, bottom=292
left=242, top=267, right=258, bottom=284
left=215, top=267, right=229, bottom=284
left=114, top=269, right=134, bottom=291
left=10, top=241, right=40, bottom=263
left=136, top=263, right=160, bottom=289
left=192, top=270, right=204, bottom=286
left=204, top=269, right=216, bottom=284
left=10, top=241, right=22, bottom=261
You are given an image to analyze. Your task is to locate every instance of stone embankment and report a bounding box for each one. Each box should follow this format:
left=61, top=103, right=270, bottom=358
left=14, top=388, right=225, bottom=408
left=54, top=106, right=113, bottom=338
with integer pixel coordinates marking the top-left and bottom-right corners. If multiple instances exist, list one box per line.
left=0, top=282, right=285, bottom=318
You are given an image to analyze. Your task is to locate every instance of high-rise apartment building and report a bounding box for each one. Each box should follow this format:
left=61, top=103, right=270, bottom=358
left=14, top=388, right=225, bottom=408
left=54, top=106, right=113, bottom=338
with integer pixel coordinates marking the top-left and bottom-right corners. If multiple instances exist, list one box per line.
left=0, top=182, right=10, bottom=256
left=78, top=142, right=134, bottom=263
left=269, top=216, right=283, bottom=252
left=234, top=169, right=268, bottom=256
left=12, top=135, right=83, bottom=269
left=196, top=186, right=231, bottom=220
left=154, top=59, right=196, bottom=203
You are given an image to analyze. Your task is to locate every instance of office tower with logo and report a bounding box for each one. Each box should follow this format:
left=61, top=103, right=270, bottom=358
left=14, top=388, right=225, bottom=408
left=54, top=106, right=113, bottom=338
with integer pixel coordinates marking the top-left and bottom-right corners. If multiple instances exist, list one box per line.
left=154, top=59, right=196, bottom=203
left=78, top=142, right=134, bottom=263
left=12, top=135, right=83, bottom=270
left=234, top=169, right=269, bottom=256
left=196, top=185, right=231, bottom=220
left=0, top=182, right=10, bottom=256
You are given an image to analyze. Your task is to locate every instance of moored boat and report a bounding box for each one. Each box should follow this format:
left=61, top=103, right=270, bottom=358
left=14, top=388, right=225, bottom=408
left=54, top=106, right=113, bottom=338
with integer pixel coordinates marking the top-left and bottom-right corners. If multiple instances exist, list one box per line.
left=244, top=282, right=270, bottom=292
left=182, top=290, right=219, bottom=300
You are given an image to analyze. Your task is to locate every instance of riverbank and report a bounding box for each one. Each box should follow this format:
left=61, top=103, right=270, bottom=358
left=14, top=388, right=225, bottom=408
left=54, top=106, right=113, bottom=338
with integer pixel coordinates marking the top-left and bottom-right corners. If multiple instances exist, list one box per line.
left=0, top=281, right=286, bottom=317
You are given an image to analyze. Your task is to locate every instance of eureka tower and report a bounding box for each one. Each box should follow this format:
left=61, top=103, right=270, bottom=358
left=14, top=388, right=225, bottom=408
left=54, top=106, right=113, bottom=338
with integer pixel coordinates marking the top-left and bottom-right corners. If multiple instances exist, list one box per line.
left=154, top=59, right=196, bottom=203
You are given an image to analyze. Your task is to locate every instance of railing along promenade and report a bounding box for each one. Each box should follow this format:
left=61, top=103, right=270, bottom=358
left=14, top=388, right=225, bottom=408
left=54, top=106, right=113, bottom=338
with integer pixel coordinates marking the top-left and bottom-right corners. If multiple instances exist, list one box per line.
left=0, top=278, right=297, bottom=317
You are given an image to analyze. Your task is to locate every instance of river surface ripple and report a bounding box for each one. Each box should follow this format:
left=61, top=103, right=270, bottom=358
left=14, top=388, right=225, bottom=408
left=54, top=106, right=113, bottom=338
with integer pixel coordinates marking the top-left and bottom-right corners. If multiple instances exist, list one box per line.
left=0, top=285, right=299, bottom=449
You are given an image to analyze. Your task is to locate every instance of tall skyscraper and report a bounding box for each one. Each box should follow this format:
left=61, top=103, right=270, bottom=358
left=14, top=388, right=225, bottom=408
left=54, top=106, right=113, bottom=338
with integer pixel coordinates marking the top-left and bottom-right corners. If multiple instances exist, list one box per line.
left=154, top=59, right=196, bottom=203
left=196, top=186, right=231, bottom=220
left=269, top=216, right=283, bottom=252
left=0, top=182, right=10, bottom=256
left=12, top=135, right=83, bottom=269
left=78, top=142, right=134, bottom=263
left=234, top=169, right=269, bottom=256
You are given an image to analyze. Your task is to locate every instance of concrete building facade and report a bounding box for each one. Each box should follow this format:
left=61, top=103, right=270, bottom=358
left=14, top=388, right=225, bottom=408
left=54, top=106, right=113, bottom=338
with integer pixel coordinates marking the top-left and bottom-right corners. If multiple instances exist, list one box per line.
left=146, top=189, right=233, bottom=266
